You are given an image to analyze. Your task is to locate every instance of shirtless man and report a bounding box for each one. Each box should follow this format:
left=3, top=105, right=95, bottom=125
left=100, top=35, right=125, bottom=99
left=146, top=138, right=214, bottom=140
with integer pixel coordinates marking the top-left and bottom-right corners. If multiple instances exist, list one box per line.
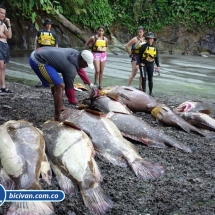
left=0, top=4, right=12, bottom=93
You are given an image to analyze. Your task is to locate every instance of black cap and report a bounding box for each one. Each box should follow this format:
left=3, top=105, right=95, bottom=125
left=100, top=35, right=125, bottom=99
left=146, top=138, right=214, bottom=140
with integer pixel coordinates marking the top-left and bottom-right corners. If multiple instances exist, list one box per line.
left=145, top=32, right=157, bottom=41
left=43, top=18, right=52, bottom=26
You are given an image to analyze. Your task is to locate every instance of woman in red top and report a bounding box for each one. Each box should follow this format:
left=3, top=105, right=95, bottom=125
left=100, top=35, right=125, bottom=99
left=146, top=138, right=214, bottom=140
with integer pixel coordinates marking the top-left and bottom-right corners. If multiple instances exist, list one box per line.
left=85, top=26, right=108, bottom=90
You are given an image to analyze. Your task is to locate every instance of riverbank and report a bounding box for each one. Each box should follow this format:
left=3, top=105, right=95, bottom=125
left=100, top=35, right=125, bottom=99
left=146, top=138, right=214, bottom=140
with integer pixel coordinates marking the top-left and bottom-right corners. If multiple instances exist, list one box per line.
left=0, top=82, right=215, bottom=215
left=5, top=50, right=215, bottom=100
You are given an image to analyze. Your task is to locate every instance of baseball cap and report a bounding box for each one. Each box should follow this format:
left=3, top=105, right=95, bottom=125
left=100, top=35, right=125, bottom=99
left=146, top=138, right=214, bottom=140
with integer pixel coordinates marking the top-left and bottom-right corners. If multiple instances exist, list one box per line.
left=43, top=18, right=52, bottom=26
left=81, top=50, right=94, bottom=69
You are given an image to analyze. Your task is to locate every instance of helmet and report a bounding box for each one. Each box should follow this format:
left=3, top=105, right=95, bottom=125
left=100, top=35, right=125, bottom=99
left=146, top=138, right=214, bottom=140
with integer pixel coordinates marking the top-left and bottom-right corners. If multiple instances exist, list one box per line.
left=43, top=18, right=52, bottom=26
left=81, top=50, right=94, bottom=69
left=145, top=32, right=157, bottom=41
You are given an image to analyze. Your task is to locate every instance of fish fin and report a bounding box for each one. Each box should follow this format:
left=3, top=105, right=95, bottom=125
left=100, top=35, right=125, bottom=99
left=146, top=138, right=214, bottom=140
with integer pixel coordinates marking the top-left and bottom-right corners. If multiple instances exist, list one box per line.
left=128, top=158, right=164, bottom=180
left=50, top=162, right=78, bottom=196
left=40, top=156, right=52, bottom=185
left=122, top=133, right=167, bottom=149
left=96, top=151, right=127, bottom=168
left=81, top=184, right=113, bottom=215
left=163, top=135, right=192, bottom=153
left=85, top=109, right=106, bottom=117
left=63, top=121, right=82, bottom=130
left=122, top=86, right=133, bottom=91
left=106, top=95, right=118, bottom=101
left=199, top=110, right=211, bottom=115
left=0, top=168, right=14, bottom=190
left=91, top=157, right=103, bottom=182
left=7, top=202, right=54, bottom=215
left=200, top=130, right=215, bottom=139
left=173, top=120, right=191, bottom=133
left=119, top=93, right=131, bottom=101
left=142, top=139, right=167, bottom=149
left=106, top=94, right=119, bottom=100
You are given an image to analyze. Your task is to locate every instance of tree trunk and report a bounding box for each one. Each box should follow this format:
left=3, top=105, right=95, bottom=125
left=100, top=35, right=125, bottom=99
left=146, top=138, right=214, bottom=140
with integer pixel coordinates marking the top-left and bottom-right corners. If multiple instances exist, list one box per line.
left=57, top=14, right=89, bottom=43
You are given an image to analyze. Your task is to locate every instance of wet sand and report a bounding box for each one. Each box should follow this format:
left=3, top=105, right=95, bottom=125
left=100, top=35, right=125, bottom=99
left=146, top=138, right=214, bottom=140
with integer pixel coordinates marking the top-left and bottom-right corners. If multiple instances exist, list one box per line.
left=5, top=51, right=215, bottom=98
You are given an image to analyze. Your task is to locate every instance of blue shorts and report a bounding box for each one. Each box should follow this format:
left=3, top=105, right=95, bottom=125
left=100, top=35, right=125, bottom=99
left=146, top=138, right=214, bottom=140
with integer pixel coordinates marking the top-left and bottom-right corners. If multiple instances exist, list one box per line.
left=29, top=57, right=63, bottom=87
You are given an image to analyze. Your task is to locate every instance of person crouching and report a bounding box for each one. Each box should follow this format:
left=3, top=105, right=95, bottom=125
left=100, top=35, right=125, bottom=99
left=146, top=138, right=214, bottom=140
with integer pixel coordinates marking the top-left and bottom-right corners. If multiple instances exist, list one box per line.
left=29, top=47, right=97, bottom=121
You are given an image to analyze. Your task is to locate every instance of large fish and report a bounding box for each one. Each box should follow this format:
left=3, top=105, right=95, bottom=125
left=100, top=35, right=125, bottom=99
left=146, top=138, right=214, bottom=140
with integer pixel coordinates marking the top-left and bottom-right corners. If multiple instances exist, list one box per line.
left=180, top=112, right=215, bottom=132
left=175, top=100, right=213, bottom=115
left=80, top=95, right=132, bottom=114
left=151, top=105, right=207, bottom=136
left=99, top=86, right=163, bottom=112
left=79, top=96, right=191, bottom=152
left=42, top=120, right=112, bottom=215
left=0, top=120, right=53, bottom=215
left=106, top=112, right=192, bottom=153
left=60, top=108, right=164, bottom=180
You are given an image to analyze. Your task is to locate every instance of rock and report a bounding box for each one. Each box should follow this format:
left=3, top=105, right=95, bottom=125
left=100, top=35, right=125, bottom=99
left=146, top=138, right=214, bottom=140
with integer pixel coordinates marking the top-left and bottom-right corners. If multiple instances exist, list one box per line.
left=200, top=52, right=210, bottom=57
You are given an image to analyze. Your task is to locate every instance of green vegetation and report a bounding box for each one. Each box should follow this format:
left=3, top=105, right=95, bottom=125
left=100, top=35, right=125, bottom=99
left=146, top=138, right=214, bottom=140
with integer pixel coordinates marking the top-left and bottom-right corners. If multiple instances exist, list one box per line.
left=1, top=0, right=215, bottom=33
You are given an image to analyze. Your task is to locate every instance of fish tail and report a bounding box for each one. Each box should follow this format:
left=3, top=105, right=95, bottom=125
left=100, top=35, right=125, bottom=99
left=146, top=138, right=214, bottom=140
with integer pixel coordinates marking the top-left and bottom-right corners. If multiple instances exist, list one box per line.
left=81, top=184, right=113, bottom=215
left=96, top=152, right=127, bottom=168
left=129, top=158, right=164, bottom=180
left=7, top=202, right=54, bottom=215
left=163, top=136, right=192, bottom=153
left=50, top=161, right=78, bottom=196
left=0, top=168, right=14, bottom=190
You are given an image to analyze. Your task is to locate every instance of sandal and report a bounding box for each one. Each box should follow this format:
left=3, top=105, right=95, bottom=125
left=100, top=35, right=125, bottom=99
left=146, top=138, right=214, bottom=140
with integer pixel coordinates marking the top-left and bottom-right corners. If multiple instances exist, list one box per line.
left=1, top=88, right=13, bottom=93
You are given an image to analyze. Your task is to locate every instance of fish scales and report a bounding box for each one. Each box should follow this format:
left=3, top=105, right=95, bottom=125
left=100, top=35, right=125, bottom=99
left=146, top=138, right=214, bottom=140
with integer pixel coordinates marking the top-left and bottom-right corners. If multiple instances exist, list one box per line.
left=42, top=120, right=112, bottom=215
left=61, top=109, right=164, bottom=180
left=0, top=120, right=53, bottom=215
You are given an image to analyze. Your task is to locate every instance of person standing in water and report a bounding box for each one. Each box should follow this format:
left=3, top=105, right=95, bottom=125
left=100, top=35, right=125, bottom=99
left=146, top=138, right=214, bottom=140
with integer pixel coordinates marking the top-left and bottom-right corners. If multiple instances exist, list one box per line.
left=136, top=32, right=160, bottom=97
left=125, top=26, right=145, bottom=89
left=0, top=4, right=12, bottom=93
left=85, top=26, right=108, bottom=90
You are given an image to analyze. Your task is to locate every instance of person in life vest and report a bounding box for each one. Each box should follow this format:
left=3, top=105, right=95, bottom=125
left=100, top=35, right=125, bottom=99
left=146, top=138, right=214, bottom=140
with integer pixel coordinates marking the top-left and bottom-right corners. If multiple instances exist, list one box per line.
left=34, top=18, right=58, bottom=87
left=29, top=48, right=98, bottom=121
left=125, top=26, right=146, bottom=89
left=85, top=26, right=108, bottom=90
left=136, top=32, right=160, bottom=97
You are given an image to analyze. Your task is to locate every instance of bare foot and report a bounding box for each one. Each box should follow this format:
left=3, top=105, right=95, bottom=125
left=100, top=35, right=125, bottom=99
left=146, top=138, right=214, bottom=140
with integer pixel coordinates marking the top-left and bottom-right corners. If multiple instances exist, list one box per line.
left=61, top=106, right=68, bottom=111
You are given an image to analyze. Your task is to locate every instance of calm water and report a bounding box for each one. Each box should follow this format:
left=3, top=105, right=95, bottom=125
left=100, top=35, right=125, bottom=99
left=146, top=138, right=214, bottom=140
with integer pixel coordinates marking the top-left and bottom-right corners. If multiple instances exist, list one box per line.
left=6, top=50, right=215, bottom=98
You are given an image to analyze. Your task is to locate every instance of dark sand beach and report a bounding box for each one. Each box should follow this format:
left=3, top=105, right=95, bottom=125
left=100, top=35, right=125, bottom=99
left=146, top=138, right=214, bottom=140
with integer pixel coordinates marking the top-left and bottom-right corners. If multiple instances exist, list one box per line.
left=0, top=83, right=215, bottom=215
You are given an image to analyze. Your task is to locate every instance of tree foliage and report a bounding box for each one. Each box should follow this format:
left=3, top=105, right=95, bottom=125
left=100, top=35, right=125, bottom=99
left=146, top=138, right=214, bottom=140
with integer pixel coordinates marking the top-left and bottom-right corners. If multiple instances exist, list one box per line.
left=1, top=0, right=215, bottom=33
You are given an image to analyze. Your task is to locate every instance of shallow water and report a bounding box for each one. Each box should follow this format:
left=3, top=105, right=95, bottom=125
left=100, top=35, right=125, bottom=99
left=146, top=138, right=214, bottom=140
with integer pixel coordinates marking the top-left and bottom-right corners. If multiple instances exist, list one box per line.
left=6, top=50, right=215, bottom=98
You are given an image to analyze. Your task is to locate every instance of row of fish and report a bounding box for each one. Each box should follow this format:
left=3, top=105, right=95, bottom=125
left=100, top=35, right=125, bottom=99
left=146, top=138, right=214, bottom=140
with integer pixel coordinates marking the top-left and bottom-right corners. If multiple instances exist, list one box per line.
left=0, top=120, right=53, bottom=215
left=96, top=86, right=215, bottom=134
left=79, top=96, right=191, bottom=152
left=0, top=119, right=114, bottom=215
left=77, top=84, right=215, bottom=134
left=1, top=85, right=214, bottom=215
left=0, top=108, right=166, bottom=215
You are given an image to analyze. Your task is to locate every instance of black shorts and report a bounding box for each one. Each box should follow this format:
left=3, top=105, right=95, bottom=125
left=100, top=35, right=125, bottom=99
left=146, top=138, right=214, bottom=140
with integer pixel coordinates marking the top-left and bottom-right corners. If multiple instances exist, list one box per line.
left=0, top=41, right=10, bottom=63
